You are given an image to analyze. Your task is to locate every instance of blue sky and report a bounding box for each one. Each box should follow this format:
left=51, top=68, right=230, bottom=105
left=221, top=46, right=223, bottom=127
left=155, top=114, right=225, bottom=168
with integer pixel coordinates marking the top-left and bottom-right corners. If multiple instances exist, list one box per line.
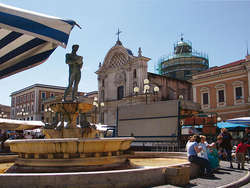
left=1, top=0, right=250, bottom=106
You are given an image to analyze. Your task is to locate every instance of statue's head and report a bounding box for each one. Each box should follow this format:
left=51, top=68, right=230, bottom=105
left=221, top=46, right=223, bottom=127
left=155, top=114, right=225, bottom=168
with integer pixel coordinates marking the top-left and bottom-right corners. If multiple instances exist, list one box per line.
left=72, top=44, right=79, bottom=52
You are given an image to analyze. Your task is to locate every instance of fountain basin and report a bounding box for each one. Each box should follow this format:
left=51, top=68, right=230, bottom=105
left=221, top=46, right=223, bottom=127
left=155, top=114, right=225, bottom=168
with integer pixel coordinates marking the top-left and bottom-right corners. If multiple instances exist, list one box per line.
left=6, top=137, right=135, bottom=168
left=0, top=152, right=191, bottom=188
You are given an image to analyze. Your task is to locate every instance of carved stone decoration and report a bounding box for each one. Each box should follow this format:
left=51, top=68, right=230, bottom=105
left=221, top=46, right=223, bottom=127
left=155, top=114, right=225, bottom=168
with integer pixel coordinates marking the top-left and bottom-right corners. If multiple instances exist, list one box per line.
left=109, top=53, right=127, bottom=69
left=114, top=71, right=126, bottom=86
left=97, top=45, right=131, bottom=73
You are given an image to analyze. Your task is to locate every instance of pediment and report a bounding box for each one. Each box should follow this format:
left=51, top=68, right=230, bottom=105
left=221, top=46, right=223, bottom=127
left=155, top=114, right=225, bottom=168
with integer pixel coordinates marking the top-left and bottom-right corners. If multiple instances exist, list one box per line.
left=99, top=45, right=133, bottom=72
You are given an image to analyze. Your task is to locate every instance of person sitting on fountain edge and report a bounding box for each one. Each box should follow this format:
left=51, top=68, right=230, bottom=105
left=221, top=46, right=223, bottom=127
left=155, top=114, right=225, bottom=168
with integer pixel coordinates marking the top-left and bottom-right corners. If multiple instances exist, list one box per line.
left=186, top=135, right=214, bottom=177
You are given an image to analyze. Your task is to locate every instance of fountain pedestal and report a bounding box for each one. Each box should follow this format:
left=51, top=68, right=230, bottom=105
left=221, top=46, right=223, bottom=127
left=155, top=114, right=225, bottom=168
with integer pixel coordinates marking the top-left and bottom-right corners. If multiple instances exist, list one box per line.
left=43, top=101, right=99, bottom=138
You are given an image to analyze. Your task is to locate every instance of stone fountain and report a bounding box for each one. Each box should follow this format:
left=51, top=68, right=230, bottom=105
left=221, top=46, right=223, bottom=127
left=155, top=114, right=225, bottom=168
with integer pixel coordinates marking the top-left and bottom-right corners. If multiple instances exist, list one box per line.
left=6, top=45, right=135, bottom=172
left=2, top=45, right=192, bottom=187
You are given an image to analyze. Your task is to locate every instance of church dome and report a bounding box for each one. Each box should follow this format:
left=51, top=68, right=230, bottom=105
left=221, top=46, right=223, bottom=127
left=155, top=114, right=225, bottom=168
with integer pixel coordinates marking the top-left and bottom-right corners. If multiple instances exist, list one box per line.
left=174, top=37, right=192, bottom=54
left=157, top=36, right=209, bottom=81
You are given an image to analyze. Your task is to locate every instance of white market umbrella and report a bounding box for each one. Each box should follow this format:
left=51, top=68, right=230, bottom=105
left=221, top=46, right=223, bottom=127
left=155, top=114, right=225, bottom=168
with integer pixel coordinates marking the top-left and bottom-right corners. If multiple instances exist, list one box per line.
left=0, top=118, right=44, bottom=130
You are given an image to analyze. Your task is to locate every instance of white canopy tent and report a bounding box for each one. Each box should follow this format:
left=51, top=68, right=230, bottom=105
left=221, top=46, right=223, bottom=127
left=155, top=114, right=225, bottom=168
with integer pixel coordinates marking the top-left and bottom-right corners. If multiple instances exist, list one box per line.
left=0, top=118, right=44, bottom=130
left=0, top=3, right=78, bottom=79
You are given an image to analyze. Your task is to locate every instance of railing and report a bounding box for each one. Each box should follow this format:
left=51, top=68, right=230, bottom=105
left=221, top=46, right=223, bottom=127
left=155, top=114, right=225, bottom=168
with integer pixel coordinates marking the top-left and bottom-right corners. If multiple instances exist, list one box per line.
left=168, top=51, right=209, bottom=60
left=151, top=142, right=179, bottom=152
left=161, top=60, right=209, bottom=69
left=156, top=51, right=209, bottom=74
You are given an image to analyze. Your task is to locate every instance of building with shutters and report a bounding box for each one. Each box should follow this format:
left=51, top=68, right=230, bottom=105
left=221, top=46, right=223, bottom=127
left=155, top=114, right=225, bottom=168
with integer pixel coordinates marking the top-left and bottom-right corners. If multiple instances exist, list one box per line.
left=10, top=84, right=66, bottom=121
left=191, top=56, right=250, bottom=120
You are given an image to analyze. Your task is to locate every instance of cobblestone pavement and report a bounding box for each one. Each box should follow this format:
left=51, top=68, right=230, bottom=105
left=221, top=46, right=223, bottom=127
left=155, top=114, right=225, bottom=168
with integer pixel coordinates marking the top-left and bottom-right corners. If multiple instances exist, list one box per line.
left=153, top=161, right=250, bottom=188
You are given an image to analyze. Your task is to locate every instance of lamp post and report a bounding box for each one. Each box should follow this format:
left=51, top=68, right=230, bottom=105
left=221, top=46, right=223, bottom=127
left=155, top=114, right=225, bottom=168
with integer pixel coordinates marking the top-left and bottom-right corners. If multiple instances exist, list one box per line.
left=17, top=108, right=28, bottom=120
left=45, top=107, right=53, bottom=123
left=153, top=86, right=160, bottom=102
left=133, top=86, right=139, bottom=95
left=133, top=86, right=139, bottom=104
left=143, top=79, right=150, bottom=104
left=216, top=116, right=222, bottom=129
left=93, top=97, right=105, bottom=124
left=100, top=102, right=105, bottom=124
left=217, top=116, right=222, bottom=122
left=133, top=80, right=160, bottom=104
left=93, top=97, right=98, bottom=124
left=0, top=112, right=7, bottom=118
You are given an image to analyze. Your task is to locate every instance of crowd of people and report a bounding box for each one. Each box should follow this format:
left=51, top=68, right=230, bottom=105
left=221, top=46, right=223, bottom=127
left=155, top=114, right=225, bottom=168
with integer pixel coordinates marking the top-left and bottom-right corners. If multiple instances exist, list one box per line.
left=186, top=128, right=250, bottom=177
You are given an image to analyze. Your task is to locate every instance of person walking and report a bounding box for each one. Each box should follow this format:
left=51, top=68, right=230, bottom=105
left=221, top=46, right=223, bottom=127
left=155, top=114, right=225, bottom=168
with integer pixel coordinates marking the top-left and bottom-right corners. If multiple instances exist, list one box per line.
left=235, top=138, right=250, bottom=170
left=243, top=128, right=250, bottom=163
left=219, top=128, right=233, bottom=168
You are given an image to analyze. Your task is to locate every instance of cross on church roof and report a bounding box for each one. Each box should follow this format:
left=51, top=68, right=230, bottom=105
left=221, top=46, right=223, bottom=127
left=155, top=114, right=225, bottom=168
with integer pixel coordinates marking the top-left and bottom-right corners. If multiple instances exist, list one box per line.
left=116, top=28, right=122, bottom=41
left=115, top=28, right=123, bottom=45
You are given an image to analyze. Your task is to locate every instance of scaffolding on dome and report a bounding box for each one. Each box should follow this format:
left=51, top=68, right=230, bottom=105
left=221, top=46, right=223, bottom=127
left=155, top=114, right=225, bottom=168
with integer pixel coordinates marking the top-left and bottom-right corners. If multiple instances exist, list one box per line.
left=156, top=38, right=209, bottom=80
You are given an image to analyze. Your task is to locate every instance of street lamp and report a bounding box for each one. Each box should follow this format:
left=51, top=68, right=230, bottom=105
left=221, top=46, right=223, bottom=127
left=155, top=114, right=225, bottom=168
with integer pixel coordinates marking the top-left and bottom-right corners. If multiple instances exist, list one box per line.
left=45, top=107, right=53, bottom=123
left=100, top=102, right=105, bottom=124
left=0, top=112, right=7, bottom=118
left=133, top=87, right=139, bottom=95
left=132, top=86, right=139, bottom=104
left=178, top=95, right=184, bottom=100
left=93, top=97, right=98, bottom=124
left=217, top=116, right=222, bottom=122
left=100, top=102, right=105, bottom=107
left=133, top=80, right=160, bottom=104
left=17, top=108, right=28, bottom=120
left=143, top=79, right=150, bottom=104
left=93, top=97, right=105, bottom=124
left=153, top=86, right=160, bottom=102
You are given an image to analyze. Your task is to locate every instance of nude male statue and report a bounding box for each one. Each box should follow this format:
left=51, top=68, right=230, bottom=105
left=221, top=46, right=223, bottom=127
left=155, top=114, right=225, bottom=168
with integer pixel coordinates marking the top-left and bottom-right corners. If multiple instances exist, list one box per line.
left=63, top=44, right=83, bottom=101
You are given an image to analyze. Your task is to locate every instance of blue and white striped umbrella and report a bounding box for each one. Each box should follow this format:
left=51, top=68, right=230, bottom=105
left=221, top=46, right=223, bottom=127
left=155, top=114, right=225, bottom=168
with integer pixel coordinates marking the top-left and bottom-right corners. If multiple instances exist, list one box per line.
left=0, top=3, right=78, bottom=79
left=226, top=117, right=250, bottom=126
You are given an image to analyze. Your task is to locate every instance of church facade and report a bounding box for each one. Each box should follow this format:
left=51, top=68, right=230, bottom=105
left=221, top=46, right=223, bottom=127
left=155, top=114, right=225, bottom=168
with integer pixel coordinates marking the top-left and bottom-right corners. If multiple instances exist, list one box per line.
left=96, top=38, right=193, bottom=126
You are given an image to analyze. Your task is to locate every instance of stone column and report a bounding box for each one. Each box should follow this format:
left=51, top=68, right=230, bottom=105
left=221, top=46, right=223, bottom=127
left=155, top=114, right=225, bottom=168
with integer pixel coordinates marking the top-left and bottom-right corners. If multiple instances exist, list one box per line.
left=34, top=87, right=39, bottom=120
left=192, top=85, right=197, bottom=102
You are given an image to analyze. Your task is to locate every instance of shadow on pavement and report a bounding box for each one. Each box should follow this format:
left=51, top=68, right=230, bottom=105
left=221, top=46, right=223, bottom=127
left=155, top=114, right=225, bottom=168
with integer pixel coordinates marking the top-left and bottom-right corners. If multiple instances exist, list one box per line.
left=214, top=170, right=231, bottom=174
left=199, top=175, right=221, bottom=180
left=176, top=183, right=198, bottom=188
left=219, top=168, right=243, bottom=173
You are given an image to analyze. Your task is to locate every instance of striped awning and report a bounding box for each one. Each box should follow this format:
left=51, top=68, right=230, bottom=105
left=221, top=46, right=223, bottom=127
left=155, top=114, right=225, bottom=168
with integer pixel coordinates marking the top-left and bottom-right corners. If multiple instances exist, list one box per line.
left=0, top=3, right=78, bottom=79
left=226, top=117, right=250, bottom=126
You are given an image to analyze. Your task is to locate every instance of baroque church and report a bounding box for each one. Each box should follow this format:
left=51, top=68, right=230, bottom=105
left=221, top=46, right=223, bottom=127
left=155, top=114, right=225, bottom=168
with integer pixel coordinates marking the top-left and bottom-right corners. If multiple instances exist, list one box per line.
left=96, top=35, right=193, bottom=126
